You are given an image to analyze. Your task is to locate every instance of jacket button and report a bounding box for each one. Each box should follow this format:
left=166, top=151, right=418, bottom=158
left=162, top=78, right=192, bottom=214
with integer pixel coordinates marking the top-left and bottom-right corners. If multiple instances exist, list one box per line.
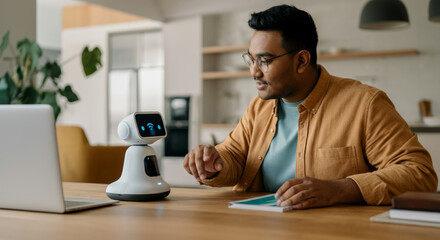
left=259, top=156, right=263, bottom=160
left=271, top=128, right=274, bottom=133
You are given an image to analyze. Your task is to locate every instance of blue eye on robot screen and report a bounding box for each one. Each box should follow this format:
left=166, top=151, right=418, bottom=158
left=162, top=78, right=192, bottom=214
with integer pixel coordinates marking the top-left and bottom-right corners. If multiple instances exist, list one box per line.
left=147, top=123, right=156, bottom=136
left=157, top=125, right=161, bottom=130
left=141, top=126, right=146, bottom=131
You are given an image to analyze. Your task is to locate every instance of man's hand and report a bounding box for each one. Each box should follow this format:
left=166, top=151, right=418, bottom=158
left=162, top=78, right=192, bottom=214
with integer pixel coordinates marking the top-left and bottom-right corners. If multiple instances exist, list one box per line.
left=183, top=145, right=223, bottom=181
left=275, top=177, right=363, bottom=210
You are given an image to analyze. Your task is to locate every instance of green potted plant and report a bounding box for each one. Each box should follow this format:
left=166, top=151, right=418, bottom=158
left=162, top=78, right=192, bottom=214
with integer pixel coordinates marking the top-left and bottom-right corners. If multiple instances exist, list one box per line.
left=0, top=30, right=102, bottom=119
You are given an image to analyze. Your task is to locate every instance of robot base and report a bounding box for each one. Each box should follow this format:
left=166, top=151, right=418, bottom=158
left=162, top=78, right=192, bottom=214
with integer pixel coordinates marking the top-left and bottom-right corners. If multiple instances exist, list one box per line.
left=106, top=191, right=170, bottom=201
left=105, top=145, right=171, bottom=202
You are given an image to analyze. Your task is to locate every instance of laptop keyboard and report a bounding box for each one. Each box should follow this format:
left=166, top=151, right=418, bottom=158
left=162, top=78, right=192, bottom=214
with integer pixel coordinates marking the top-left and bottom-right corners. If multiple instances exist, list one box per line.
left=65, top=200, right=93, bottom=208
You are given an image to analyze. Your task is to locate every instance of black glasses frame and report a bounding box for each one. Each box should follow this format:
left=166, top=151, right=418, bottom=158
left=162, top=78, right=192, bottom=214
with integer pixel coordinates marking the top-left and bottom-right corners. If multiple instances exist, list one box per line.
left=242, top=49, right=301, bottom=73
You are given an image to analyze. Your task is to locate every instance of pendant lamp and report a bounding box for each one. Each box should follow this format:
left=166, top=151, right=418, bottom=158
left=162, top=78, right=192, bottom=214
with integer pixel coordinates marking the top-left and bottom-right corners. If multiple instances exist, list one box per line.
left=429, top=0, right=440, bottom=22
left=360, top=0, right=410, bottom=30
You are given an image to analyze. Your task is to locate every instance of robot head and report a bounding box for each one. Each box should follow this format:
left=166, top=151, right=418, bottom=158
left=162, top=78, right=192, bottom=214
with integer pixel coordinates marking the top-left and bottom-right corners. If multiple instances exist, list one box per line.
left=117, top=111, right=167, bottom=145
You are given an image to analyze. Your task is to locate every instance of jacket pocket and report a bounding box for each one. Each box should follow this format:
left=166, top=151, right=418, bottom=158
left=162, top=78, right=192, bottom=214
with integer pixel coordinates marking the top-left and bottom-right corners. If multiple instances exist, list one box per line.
left=315, top=146, right=358, bottom=179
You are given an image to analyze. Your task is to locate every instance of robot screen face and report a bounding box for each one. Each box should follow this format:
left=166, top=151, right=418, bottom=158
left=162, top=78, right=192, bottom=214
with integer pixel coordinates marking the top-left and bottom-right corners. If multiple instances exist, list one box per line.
left=135, top=113, right=166, bottom=137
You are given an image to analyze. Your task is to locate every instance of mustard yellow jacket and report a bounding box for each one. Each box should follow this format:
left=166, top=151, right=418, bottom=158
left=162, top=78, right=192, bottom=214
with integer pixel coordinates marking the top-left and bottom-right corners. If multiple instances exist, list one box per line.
left=203, top=66, right=438, bottom=205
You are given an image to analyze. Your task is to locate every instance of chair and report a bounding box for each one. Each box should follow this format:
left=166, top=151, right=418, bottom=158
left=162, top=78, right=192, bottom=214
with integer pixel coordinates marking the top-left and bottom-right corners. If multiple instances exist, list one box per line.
left=56, top=125, right=128, bottom=184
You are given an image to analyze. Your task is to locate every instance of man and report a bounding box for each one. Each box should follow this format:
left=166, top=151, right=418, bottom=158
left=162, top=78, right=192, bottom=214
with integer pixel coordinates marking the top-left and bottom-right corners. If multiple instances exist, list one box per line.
left=183, top=5, right=438, bottom=209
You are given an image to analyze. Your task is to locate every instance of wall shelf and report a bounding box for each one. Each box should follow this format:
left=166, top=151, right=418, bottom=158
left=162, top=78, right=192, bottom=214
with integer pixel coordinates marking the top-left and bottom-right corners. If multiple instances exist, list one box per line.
left=318, top=49, right=419, bottom=60
left=202, top=70, right=250, bottom=80
left=201, top=47, right=419, bottom=80
left=203, top=45, right=419, bottom=59
left=410, top=125, right=440, bottom=133
left=202, top=45, right=249, bottom=54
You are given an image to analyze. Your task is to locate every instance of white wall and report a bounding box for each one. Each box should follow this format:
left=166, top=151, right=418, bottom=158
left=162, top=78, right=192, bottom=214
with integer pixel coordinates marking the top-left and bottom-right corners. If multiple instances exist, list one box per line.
left=37, top=0, right=63, bottom=50
left=37, top=0, right=81, bottom=50
left=59, top=20, right=162, bottom=145
left=163, top=16, right=202, bottom=150
left=0, top=0, right=36, bottom=75
left=161, top=16, right=202, bottom=187
left=164, top=17, right=202, bottom=97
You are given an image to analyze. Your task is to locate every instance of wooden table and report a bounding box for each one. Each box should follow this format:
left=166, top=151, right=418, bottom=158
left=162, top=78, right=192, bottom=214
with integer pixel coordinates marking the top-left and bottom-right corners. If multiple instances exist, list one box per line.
left=0, top=183, right=438, bottom=240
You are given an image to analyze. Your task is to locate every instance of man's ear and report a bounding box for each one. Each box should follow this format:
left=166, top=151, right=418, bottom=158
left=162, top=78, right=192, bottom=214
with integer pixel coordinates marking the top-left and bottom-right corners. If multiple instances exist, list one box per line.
left=296, top=50, right=311, bottom=74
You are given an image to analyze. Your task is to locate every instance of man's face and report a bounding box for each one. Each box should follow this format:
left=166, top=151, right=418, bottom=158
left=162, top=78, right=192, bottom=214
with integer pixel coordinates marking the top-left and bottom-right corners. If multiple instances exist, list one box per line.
left=248, top=30, right=301, bottom=102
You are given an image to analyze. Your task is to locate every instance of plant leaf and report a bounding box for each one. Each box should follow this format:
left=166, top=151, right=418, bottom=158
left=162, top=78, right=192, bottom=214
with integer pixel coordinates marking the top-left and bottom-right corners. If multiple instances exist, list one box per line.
left=82, top=46, right=102, bottom=76
left=16, top=66, right=23, bottom=80
left=30, top=41, right=42, bottom=70
left=17, top=39, right=42, bottom=71
left=0, top=73, right=17, bottom=104
left=0, top=78, right=9, bottom=104
left=59, top=85, right=79, bottom=102
left=21, top=86, right=40, bottom=104
left=17, top=38, right=31, bottom=62
left=41, top=92, right=61, bottom=119
left=5, top=73, right=17, bottom=99
left=0, top=77, right=7, bottom=91
left=41, top=61, right=62, bottom=79
left=0, top=91, right=8, bottom=104
left=0, top=30, right=9, bottom=57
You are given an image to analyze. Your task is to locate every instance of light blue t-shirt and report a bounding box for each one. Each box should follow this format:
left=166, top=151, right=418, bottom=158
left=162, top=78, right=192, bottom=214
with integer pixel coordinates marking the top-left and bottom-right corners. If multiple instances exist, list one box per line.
left=262, top=99, right=302, bottom=192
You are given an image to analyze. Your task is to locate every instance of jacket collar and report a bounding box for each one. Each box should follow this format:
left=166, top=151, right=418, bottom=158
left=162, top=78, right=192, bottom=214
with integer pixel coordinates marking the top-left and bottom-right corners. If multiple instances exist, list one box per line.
left=271, top=65, right=331, bottom=115
left=299, top=65, right=331, bottom=114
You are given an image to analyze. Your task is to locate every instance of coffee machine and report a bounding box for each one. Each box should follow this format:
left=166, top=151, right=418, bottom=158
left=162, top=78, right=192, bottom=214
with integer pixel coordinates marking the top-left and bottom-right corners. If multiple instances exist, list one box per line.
left=164, top=96, right=190, bottom=156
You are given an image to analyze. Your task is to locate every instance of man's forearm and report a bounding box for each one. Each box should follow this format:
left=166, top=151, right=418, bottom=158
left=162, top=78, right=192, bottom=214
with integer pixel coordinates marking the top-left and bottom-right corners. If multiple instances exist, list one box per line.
left=333, top=178, right=364, bottom=204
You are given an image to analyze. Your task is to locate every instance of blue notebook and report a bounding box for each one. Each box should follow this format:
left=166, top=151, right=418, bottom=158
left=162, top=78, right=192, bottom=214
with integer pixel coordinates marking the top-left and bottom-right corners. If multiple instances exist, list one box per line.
left=229, top=194, right=293, bottom=212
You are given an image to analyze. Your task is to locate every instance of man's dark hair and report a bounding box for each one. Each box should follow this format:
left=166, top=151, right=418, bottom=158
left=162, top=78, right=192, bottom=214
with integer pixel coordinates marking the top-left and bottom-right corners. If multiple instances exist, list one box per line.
left=248, top=4, right=318, bottom=66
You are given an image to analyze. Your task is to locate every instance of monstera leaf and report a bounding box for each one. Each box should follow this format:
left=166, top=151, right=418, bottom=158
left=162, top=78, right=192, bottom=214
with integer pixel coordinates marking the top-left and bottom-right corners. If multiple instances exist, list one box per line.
left=59, top=85, right=79, bottom=103
left=82, top=47, right=102, bottom=76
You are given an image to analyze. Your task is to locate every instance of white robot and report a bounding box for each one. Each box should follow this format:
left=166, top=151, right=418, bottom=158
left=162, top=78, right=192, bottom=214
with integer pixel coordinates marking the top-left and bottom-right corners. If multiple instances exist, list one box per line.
left=106, top=111, right=171, bottom=201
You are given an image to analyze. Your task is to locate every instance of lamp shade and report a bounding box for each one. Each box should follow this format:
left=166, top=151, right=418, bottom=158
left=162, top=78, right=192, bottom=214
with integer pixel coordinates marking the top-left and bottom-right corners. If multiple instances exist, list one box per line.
left=360, top=0, right=410, bottom=30
left=429, top=0, right=440, bottom=22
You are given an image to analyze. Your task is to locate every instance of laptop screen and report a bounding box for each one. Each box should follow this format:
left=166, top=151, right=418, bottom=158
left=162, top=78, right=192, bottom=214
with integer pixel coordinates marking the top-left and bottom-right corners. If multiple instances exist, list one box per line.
left=0, top=105, right=65, bottom=213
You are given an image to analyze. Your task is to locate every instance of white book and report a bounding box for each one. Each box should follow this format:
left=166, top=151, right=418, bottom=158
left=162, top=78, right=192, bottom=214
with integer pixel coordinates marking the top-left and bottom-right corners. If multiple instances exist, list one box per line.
left=389, top=208, right=440, bottom=223
left=228, top=194, right=293, bottom=213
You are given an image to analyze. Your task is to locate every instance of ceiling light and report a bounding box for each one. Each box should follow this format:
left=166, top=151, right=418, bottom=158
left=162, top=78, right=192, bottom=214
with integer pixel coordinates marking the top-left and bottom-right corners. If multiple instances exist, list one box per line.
left=360, top=0, right=410, bottom=30
left=429, top=0, right=440, bottom=22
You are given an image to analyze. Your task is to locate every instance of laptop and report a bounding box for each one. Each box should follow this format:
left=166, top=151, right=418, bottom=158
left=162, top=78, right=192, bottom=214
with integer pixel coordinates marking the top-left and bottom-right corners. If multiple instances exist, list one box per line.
left=0, top=104, right=118, bottom=213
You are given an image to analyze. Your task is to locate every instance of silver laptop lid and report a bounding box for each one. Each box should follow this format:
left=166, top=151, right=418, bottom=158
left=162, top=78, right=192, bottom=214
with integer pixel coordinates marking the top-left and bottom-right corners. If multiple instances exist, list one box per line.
left=0, top=105, right=65, bottom=213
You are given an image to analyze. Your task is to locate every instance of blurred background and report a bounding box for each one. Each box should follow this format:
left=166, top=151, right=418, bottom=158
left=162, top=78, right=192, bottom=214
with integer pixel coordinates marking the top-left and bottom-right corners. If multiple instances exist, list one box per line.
left=1, top=0, right=439, bottom=188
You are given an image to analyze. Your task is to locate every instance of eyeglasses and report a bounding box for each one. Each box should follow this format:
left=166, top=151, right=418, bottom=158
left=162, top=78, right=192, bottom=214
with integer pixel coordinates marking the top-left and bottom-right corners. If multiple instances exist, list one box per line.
left=242, top=49, right=300, bottom=73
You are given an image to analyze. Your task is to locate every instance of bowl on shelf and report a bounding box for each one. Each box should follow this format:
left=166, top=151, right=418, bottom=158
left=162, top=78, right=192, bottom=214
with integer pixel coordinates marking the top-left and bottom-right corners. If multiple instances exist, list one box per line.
left=423, top=116, right=440, bottom=127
